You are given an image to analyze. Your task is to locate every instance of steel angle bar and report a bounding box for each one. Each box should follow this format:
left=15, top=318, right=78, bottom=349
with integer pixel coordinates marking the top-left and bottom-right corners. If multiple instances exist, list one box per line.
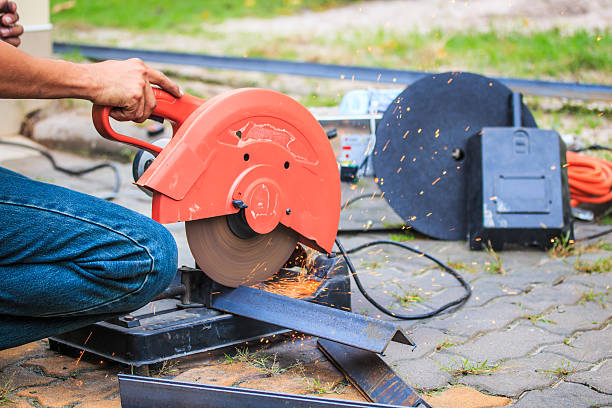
left=318, top=339, right=431, bottom=407
left=211, top=285, right=414, bottom=354
left=118, top=375, right=417, bottom=408
left=53, top=42, right=612, bottom=101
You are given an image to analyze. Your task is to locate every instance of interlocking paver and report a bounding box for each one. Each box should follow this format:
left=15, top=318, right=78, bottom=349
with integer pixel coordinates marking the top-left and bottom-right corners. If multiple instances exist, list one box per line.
left=424, top=299, right=525, bottom=337
left=530, top=302, right=612, bottom=335
left=392, top=354, right=455, bottom=391
left=542, top=325, right=612, bottom=363
left=567, top=358, right=612, bottom=394
left=459, top=351, right=591, bottom=397
left=449, top=323, right=565, bottom=363
left=511, top=381, right=612, bottom=407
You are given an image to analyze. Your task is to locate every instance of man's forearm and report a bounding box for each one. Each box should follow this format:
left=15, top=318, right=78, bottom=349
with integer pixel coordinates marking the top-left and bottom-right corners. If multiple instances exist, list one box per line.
left=0, top=41, right=98, bottom=100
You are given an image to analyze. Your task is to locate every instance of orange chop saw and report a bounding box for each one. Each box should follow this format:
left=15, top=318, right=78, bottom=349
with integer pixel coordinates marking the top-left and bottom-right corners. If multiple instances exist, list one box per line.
left=92, top=88, right=341, bottom=287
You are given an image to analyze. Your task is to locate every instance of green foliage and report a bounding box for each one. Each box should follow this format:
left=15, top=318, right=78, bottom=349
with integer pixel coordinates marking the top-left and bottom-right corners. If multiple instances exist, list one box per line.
left=539, top=361, right=575, bottom=377
left=388, top=231, right=415, bottom=242
left=484, top=245, right=504, bottom=275
left=548, top=231, right=575, bottom=258
left=580, top=289, right=609, bottom=308
left=523, top=313, right=557, bottom=325
left=435, top=338, right=456, bottom=351
left=0, top=381, right=12, bottom=406
left=574, top=255, right=612, bottom=274
left=391, top=283, right=425, bottom=307
left=442, top=359, right=500, bottom=376
left=50, top=0, right=358, bottom=30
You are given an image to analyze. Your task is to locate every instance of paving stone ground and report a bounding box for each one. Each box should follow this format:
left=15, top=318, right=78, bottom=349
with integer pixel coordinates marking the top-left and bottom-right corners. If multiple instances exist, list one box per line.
left=1, top=137, right=611, bottom=407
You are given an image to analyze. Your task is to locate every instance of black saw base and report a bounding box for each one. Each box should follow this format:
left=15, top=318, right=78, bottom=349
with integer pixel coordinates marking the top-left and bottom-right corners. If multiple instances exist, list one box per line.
left=49, top=255, right=351, bottom=374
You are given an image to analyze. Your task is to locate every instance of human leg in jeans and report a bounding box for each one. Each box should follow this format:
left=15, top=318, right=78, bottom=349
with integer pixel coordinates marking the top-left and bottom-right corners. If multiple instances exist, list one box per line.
left=0, top=166, right=178, bottom=349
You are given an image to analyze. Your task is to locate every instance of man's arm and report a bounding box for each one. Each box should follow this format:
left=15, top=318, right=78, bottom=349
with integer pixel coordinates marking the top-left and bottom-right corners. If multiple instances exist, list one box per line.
left=0, top=1, right=181, bottom=122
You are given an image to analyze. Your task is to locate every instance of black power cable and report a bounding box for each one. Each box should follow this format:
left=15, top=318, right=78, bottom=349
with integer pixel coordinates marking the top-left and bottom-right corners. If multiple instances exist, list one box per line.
left=334, top=238, right=471, bottom=320
left=0, top=140, right=121, bottom=201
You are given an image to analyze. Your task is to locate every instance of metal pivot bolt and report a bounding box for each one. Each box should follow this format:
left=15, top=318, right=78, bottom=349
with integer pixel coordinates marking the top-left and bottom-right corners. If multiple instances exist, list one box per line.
left=232, top=200, right=248, bottom=209
left=286, top=208, right=291, bottom=215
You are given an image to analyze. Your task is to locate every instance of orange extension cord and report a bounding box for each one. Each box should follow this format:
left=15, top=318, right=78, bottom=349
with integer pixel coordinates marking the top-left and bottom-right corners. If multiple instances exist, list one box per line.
left=567, top=151, right=612, bottom=207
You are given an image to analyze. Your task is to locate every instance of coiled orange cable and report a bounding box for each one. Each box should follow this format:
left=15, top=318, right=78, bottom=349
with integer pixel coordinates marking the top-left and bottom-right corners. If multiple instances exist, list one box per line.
left=566, top=151, right=612, bottom=207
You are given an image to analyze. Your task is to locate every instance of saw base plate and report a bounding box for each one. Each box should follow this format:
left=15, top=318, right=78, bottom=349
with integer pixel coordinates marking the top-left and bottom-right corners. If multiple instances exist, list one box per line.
left=49, top=256, right=350, bottom=372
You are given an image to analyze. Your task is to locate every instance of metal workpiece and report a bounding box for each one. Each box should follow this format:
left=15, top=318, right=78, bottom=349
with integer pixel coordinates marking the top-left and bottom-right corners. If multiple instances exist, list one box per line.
left=211, top=285, right=415, bottom=354
left=318, top=339, right=431, bottom=407
left=118, top=375, right=418, bottom=408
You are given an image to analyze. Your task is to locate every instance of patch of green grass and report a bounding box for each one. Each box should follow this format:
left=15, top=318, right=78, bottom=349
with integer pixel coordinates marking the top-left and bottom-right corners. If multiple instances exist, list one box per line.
left=539, top=361, right=575, bottom=377
left=391, top=283, right=426, bottom=308
left=225, top=347, right=295, bottom=376
left=359, top=260, right=383, bottom=270
left=50, top=0, right=358, bottom=31
left=548, top=231, right=575, bottom=258
left=388, top=231, right=415, bottom=242
left=442, top=359, right=500, bottom=376
left=446, top=259, right=477, bottom=273
left=574, top=255, right=612, bottom=274
left=523, top=313, right=557, bottom=325
left=484, top=245, right=504, bottom=275
left=300, top=92, right=341, bottom=107
left=0, top=381, right=13, bottom=406
left=154, top=360, right=180, bottom=377
left=302, top=376, right=347, bottom=395
left=580, top=289, right=609, bottom=308
left=600, top=216, right=612, bottom=226
left=282, top=28, right=611, bottom=81
left=435, top=339, right=456, bottom=351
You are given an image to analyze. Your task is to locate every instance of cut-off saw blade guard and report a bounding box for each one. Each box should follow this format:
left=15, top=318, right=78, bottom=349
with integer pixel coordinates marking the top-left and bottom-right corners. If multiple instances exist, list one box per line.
left=92, top=88, right=341, bottom=286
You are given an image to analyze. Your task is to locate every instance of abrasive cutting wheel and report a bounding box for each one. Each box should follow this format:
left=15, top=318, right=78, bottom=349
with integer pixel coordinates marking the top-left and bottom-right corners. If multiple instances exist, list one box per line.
left=185, top=215, right=298, bottom=287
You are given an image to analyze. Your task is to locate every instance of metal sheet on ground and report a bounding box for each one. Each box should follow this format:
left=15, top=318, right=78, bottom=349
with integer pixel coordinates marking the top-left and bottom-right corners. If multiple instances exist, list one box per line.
left=211, top=285, right=414, bottom=354
left=318, top=339, right=431, bottom=407
left=118, top=375, right=416, bottom=408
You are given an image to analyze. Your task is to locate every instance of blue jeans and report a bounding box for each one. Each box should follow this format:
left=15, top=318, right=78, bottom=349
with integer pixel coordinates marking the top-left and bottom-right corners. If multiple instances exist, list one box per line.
left=0, top=166, right=177, bottom=349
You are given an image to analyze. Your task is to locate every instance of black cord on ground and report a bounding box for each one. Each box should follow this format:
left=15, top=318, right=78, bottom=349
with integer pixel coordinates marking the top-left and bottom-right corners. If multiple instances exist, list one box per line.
left=575, top=227, right=612, bottom=242
left=343, top=192, right=385, bottom=208
left=0, top=140, right=121, bottom=201
left=334, top=238, right=472, bottom=320
left=571, top=144, right=612, bottom=152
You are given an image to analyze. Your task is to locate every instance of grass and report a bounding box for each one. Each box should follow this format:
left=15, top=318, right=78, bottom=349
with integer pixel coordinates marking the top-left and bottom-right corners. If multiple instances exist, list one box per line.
left=246, top=28, right=612, bottom=83
left=435, top=339, right=456, bottom=351
left=446, top=259, right=477, bottom=274
left=539, top=361, right=575, bottom=377
left=154, top=360, right=180, bottom=377
left=580, top=289, right=609, bottom=308
left=388, top=231, right=415, bottom=242
left=548, top=232, right=575, bottom=258
left=302, top=376, right=347, bottom=395
left=601, top=216, right=612, bottom=226
left=391, top=284, right=426, bottom=308
left=50, top=0, right=358, bottom=30
left=484, top=245, right=504, bottom=275
left=574, top=255, right=612, bottom=274
left=0, top=381, right=12, bottom=406
left=442, top=359, right=500, bottom=376
left=224, top=347, right=295, bottom=376
left=523, top=313, right=557, bottom=325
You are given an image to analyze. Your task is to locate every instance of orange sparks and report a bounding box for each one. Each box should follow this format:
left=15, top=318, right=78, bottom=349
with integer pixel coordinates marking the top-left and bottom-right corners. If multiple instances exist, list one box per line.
left=400, top=155, right=406, bottom=162
left=397, top=167, right=402, bottom=173
left=432, top=177, right=440, bottom=185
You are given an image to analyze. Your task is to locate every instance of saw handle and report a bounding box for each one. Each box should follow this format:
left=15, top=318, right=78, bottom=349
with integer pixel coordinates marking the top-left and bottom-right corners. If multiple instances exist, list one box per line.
left=92, top=88, right=204, bottom=155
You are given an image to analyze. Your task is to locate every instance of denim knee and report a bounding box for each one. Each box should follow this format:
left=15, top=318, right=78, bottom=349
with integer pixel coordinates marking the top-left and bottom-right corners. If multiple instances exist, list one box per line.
left=124, top=220, right=178, bottom=311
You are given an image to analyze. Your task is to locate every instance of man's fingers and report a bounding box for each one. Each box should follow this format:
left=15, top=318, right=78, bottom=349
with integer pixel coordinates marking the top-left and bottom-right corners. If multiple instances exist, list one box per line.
left=1, top=24, right=22, bottom=38
left=109, top=107, right=131, bottom=122
left=0, top=0, right=14, bottom=13
left=2, top=12, right=18, bottom=25
left=141, top=81, right=157, bottom=122
left=146, top=67, right=182, bottom=98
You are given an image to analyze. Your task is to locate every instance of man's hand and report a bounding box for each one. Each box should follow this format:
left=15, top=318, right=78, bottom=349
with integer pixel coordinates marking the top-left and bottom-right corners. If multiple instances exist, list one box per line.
left=86, top=58, right=182, bottom=123
left=0, top=0, right=23, bottom=47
